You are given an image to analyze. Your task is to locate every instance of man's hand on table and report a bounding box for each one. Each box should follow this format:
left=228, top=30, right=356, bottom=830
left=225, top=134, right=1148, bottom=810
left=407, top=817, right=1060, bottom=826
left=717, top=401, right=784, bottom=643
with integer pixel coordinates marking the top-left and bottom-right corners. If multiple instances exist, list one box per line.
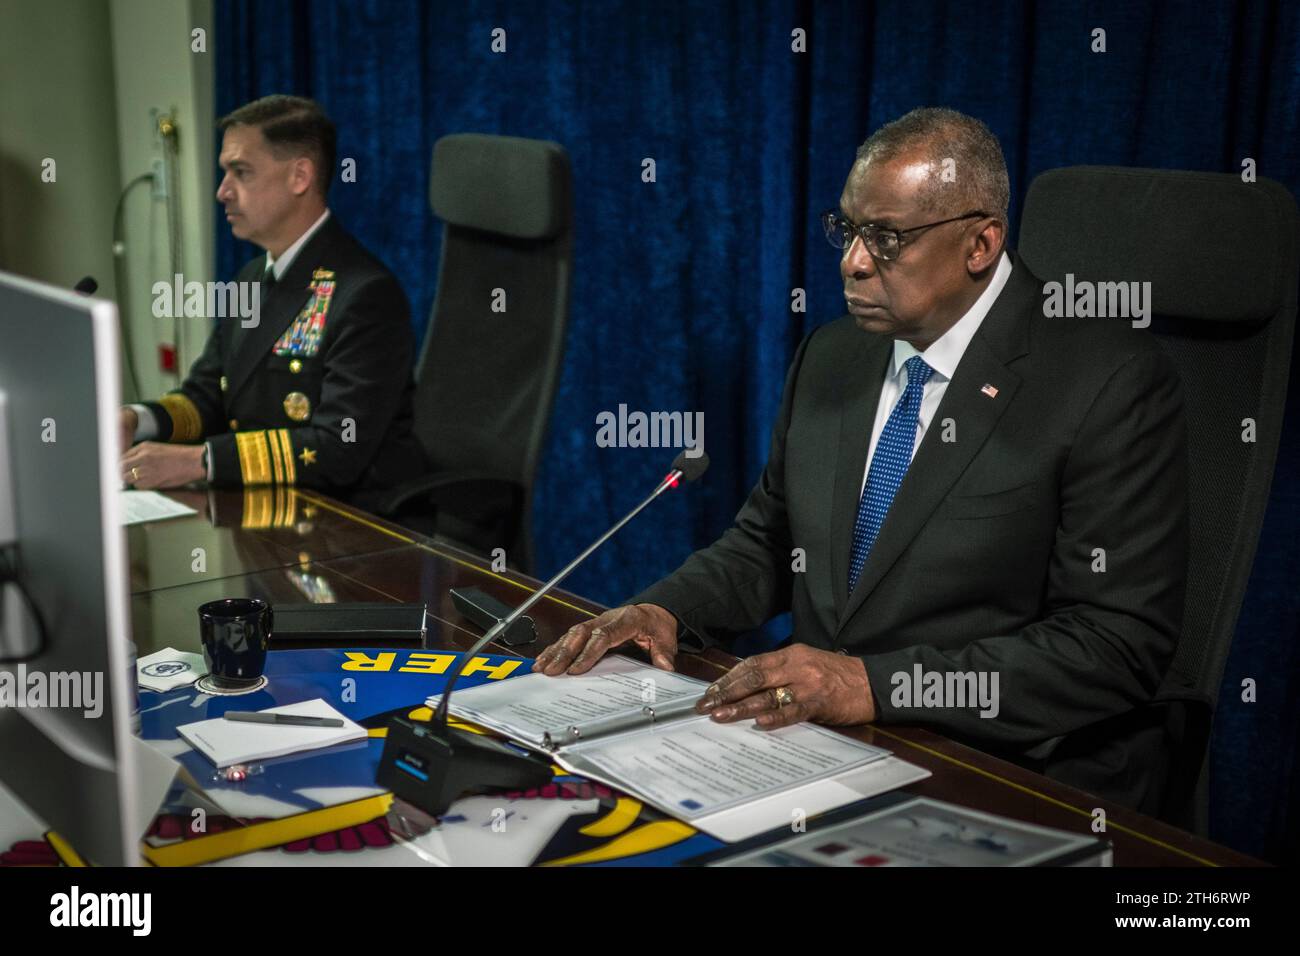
left=695, top=644, right=877, bottom=730
left=532, top=603, right=679, bottom=675
left=121, top=442, right=205, bottom=490
left=531, top=604, right=877, bottom=730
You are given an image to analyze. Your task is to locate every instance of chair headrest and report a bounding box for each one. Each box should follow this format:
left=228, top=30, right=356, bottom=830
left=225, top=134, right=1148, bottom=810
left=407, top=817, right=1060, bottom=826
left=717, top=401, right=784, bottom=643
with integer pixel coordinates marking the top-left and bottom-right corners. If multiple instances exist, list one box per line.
left=1019, top=166, right=1297, bottom=324
left=430, top=134, right=571, bottom=240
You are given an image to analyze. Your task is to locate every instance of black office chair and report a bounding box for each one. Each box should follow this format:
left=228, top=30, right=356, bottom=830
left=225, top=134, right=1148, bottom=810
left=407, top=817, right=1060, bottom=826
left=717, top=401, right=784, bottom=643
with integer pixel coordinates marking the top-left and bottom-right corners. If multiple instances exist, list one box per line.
left=1018, top=166, right=1298, bottom=834
left=375, top=134, right=573, bottom=573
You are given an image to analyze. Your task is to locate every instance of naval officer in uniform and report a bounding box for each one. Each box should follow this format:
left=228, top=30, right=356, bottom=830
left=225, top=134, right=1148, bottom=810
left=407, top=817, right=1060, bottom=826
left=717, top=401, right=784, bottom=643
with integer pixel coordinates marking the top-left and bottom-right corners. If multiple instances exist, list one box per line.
left=119, top=95, right=424, bottom=509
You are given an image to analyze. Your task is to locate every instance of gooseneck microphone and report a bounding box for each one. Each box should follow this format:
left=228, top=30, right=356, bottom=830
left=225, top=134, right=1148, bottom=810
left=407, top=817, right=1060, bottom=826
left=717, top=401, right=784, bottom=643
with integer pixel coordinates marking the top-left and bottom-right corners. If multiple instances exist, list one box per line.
left=434, top=448, right=709, bottom=723
left=376, top=449, right=709, bottom=816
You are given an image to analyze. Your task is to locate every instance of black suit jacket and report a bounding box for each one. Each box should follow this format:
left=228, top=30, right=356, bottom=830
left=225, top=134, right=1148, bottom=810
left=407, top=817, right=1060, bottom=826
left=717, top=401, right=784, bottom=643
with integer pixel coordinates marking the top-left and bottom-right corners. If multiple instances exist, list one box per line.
left=144, top=215, right=425, bottom=504
left=635, top=252, right=1191, bottom=813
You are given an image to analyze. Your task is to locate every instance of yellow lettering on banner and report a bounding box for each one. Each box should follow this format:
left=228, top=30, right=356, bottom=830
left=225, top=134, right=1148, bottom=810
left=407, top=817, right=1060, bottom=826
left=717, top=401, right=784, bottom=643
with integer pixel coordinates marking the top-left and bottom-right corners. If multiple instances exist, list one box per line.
left=460, top=657, right=523, bottom=680
left=398, top=653, right=455, bottom=674
left=341, top=652, right=396, bottom=672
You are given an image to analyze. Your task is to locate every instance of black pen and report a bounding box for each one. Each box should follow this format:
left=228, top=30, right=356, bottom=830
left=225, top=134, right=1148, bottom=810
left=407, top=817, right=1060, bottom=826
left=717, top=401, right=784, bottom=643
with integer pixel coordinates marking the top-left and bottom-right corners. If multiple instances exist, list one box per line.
left=223, top=712, right=345, bottom=728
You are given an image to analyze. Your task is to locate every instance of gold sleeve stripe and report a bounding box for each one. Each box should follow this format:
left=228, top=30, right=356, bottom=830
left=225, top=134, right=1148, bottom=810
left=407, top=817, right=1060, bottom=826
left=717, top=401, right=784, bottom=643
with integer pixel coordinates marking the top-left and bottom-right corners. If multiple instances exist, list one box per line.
left=159, top=393, right=203, bottom=443
left=267, top=429, right=285, bottom=485
left=276, top=429, right=297, bottom=485
left=235, top=431, right=273, bottom=485
left=235, top=431, right=255, bottom=483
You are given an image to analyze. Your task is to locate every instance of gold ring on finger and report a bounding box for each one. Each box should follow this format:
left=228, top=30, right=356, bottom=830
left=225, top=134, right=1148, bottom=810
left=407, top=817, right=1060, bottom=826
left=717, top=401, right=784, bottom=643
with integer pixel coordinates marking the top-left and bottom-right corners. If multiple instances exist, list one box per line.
left=774, top=686, right=795, bottom=708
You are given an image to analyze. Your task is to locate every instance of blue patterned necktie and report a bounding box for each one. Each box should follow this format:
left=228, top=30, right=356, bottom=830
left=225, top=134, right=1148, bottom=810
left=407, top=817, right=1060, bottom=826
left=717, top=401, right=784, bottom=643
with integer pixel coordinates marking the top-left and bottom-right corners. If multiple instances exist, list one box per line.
left=848, top=355, right=935, bottom=594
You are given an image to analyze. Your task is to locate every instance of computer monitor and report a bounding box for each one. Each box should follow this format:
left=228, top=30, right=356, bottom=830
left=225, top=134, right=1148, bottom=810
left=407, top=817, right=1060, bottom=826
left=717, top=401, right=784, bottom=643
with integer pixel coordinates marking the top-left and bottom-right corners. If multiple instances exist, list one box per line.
left=0, top=269, right=142, bottom=865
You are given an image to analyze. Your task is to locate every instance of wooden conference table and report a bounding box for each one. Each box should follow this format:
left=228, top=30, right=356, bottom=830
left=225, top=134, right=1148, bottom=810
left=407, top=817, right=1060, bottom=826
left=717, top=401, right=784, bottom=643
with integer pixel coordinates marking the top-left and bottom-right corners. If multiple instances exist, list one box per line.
left=127, top=486, right=1261, bottom=867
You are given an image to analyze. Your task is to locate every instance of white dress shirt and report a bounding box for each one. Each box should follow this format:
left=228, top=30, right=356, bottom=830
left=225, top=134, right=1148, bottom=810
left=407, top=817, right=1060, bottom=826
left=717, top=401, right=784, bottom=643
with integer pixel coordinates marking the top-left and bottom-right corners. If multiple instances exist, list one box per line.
left=860, top=251, right=1013, bottom=496
left=130, top=209, right=333, bottom=459
left=264, top=207, right=331, bottom=280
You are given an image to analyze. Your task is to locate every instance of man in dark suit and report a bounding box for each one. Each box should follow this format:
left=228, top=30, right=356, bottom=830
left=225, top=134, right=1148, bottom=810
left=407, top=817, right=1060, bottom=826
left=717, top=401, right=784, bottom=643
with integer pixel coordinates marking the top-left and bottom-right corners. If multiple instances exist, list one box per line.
left=534, top=107, right=1190, bottom=813
left=119, top=95, right=424, bottom=508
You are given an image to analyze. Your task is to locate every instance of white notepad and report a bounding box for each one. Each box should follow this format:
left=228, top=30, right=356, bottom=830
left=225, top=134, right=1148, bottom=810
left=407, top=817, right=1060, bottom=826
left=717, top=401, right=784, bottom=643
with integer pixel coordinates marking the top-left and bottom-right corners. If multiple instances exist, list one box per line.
left=177, top=699, right=366, bottom=768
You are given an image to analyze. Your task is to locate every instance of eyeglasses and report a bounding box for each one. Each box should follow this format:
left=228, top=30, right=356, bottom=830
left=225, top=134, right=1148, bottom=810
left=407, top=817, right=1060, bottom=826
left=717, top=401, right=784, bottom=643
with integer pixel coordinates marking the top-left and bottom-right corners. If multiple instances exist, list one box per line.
left=820, top=209, right=989, bottom=261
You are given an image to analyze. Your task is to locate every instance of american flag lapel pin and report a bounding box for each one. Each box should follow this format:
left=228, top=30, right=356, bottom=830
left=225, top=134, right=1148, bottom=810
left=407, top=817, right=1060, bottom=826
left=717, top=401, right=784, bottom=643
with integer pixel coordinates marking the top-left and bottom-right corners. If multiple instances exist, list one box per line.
left=980, top=383, right=999, bottom=398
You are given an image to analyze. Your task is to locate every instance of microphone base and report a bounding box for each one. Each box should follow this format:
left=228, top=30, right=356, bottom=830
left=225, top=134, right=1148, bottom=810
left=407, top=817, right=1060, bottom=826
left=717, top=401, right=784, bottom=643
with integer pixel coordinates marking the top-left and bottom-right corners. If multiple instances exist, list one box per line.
left=376, top=716, right=554, bottom=818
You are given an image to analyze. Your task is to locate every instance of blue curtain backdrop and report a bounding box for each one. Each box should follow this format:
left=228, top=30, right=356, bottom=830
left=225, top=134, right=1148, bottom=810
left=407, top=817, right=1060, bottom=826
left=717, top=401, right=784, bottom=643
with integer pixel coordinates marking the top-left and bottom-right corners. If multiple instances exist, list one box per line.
left=213, top=0, right=1300, bottom=862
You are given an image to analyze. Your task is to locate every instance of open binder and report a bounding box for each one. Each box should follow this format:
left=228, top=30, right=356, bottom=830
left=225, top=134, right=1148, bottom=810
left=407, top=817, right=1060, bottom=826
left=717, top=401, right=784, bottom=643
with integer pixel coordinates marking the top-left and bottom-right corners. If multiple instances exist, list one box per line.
left=427, top=656, right=930, bottom=842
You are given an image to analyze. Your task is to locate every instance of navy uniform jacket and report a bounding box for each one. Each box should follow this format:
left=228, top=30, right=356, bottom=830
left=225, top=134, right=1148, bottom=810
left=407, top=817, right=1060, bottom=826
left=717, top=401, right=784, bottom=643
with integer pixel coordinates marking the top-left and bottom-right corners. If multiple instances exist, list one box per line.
left=143, top=215, right=425, bottom=505
left=634, top=252, right=1191, bottom=814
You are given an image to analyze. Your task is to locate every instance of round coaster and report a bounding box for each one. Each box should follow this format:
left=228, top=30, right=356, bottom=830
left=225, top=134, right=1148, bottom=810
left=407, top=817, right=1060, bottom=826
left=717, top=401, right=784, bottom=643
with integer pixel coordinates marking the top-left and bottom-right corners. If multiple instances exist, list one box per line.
left=194, top=674, right=268, bottom=696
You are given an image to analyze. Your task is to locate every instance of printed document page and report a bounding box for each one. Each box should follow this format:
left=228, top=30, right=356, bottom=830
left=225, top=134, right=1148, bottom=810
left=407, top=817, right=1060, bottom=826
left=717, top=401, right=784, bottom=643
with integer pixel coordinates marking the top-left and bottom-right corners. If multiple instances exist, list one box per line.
left=120, top=490, right=197, bottom=525
left=556, top=711, right=888, bottom=820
